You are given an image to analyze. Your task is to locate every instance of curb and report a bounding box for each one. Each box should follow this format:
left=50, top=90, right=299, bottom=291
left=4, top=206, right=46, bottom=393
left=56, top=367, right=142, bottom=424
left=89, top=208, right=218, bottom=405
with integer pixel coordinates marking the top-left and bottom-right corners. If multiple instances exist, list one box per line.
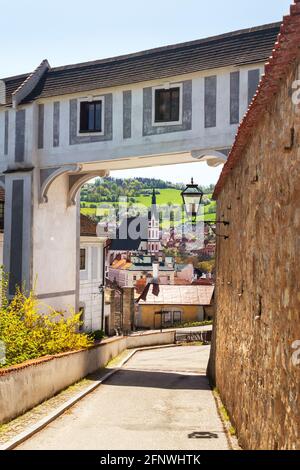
left=0, top=344, right=179, bottom=451
left=0, top=349, right=139, bottom=451
left=212, top=389, right=241, bottom=451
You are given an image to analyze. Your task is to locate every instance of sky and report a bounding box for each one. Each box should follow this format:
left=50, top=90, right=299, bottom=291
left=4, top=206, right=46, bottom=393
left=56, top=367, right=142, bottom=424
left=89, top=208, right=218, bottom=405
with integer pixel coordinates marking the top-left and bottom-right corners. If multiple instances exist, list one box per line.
left=0, top=0, right=292, bottom=185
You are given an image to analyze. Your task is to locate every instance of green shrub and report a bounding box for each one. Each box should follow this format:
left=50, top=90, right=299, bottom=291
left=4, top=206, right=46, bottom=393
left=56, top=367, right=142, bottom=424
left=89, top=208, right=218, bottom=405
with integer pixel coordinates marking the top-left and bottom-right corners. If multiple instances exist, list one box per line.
left=88, top=330, right=106, bottom=341
left=0, top=273, right=93, bottom=368
left=165, top=320, right=213, bottom=329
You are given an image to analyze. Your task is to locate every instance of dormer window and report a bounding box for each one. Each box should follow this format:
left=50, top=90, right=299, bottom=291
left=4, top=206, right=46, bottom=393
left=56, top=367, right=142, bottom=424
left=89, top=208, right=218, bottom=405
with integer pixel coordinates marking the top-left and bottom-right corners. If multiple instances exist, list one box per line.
left=79, top=98, right=104, bottom=133
left=153, top=84, right=182, bottom=125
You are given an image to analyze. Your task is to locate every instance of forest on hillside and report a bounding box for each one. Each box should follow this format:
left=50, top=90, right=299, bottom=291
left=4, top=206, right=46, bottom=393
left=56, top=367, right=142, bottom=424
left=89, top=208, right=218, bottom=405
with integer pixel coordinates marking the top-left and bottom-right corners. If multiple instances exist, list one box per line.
left=81, top=177, right=215, bottom=204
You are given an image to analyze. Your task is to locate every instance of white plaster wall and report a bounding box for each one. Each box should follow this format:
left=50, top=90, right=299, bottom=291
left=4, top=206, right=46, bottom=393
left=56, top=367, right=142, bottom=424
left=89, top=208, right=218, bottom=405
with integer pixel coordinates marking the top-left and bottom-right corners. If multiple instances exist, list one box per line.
left=32, top=173, right=77, bottom=311
left=79, top=238, right=105, bottom=332
left=0, top=112, right=5, bottom=163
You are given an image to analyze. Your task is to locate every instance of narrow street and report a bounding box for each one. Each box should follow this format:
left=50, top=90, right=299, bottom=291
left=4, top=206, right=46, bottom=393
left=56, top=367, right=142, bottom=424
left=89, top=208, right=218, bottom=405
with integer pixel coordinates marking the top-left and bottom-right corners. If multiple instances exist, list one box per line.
left=16, top=346, right=229, bottom=450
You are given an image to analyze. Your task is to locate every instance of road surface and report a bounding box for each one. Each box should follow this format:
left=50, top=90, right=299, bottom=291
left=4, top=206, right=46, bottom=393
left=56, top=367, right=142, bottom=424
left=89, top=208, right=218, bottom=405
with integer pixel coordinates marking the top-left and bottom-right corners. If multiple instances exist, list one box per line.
left=16, top=346, right=229, bottom=450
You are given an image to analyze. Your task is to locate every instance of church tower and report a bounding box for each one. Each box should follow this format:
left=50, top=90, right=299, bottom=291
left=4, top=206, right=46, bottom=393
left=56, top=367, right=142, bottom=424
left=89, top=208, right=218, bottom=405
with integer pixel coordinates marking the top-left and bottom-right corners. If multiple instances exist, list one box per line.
left=148, top=189, right=160, bottom=255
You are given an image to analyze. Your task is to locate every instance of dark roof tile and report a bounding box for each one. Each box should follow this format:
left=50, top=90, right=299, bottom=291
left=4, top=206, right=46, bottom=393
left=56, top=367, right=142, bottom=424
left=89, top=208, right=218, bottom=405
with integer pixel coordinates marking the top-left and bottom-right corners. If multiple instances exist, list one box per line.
left=2, top=23, right=280, bottom=105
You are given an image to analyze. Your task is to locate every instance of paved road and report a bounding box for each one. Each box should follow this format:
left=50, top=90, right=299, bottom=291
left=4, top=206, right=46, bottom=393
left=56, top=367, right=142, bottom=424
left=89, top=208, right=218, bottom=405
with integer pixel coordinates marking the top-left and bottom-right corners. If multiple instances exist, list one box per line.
left=17, top=346, right=229, bottom=450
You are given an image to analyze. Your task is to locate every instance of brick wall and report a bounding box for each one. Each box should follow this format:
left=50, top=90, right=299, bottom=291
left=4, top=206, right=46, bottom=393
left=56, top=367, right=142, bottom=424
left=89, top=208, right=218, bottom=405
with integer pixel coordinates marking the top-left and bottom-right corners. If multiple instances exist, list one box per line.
left=209, top=61, right=300, bottom=449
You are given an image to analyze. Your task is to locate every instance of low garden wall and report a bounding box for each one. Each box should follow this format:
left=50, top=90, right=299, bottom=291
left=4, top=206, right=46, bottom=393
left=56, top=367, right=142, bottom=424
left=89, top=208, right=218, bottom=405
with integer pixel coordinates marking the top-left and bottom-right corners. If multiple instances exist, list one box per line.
left=0, top=330, right=175, bottom=425
left=126, top=330, right=175, bottom=349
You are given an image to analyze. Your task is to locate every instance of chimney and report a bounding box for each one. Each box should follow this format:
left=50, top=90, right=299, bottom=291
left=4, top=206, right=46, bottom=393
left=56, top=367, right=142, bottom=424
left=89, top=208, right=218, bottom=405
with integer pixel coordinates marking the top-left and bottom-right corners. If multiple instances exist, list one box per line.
left=152, top=261, right=159, bottom=282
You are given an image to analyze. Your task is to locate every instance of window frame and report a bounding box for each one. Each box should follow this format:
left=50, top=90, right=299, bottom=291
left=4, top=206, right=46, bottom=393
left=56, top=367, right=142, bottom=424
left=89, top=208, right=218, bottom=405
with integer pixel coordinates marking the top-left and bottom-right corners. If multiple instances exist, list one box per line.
left=80, top=248, right=87, bottom=271
left=173, top=310, right=182, bottom=324
left=162, top=311, right=172, bottom=325
left=152, top=83, right=183, bottom=127
left=77, top=95, right=105, bottom=136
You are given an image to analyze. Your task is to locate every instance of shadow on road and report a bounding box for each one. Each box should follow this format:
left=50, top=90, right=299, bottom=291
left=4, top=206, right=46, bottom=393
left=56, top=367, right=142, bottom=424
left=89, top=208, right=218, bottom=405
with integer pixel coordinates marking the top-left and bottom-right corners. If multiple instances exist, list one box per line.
left=89, top=368, right=210, bottom=391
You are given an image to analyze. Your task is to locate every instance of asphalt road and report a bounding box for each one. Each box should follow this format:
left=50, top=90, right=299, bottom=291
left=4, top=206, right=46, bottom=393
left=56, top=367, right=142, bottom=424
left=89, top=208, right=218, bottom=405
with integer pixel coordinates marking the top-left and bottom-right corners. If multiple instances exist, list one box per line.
left=16, top=346, right=229, bottom=450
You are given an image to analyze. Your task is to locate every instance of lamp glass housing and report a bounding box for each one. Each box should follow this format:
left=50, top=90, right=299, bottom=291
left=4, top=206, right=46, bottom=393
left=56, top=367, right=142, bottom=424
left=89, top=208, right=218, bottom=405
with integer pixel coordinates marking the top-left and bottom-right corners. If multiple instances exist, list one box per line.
left=181, top=179, right=204, bottom=218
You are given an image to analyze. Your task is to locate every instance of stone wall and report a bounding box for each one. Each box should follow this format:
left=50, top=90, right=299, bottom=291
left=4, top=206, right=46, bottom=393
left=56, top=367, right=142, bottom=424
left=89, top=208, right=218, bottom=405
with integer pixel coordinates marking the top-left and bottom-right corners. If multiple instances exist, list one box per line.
left=123, top=287, right=135, bottom=333
left=0, top=330, right=176, bottom=425
left=209, top=61, right=300, bottom=449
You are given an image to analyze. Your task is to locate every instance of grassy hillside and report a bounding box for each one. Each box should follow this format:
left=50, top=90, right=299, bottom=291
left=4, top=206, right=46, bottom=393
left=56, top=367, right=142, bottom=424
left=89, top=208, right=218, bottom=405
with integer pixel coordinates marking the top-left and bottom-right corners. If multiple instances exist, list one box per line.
left=136, top=188, right=183, bottom=206
left=80, top=178, right=216, bottom=221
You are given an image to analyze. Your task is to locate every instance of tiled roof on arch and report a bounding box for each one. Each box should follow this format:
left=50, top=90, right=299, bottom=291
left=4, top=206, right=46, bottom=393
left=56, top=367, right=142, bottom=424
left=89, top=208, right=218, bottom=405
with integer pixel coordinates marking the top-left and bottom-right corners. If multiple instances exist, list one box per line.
left=213, top=1, right=300, bottom=199
left=2, top=22, right=280, bottom=105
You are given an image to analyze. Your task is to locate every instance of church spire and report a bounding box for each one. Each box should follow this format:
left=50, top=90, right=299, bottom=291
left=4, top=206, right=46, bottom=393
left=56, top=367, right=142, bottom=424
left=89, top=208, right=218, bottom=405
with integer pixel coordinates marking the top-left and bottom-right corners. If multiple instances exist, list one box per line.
left=152, top=188, right=156, bottom=205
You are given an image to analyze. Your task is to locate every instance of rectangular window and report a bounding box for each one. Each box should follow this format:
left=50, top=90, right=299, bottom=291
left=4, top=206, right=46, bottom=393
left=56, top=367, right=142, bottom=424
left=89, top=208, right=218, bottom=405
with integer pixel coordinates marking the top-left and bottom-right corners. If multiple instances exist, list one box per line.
left=155, top=87, right=180, bottom=123
left=80, top=248, right=86, bottom=271
left=173, top=311, right=182, bottom=323
left=163, top=311, right=172, bottom=324
left=80, top=100, right=102, bottom=133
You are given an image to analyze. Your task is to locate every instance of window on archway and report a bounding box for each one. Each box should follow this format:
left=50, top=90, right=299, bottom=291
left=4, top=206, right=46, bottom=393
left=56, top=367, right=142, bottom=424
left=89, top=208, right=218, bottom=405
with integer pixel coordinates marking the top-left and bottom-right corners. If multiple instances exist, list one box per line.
left=80, top=100, right=103, bottom=133
left=155, top=87, right=180, bottom=123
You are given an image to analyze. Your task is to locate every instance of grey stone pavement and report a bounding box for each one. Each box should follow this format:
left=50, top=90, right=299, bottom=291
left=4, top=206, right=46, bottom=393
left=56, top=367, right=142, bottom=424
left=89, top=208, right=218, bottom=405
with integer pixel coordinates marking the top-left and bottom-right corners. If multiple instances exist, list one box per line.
left=16, top=346, right=229, bottom=450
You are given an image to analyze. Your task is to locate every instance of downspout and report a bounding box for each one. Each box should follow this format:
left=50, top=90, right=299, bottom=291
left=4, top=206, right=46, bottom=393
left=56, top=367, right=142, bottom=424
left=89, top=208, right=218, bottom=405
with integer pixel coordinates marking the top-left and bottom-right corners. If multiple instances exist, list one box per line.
left=101, top=239, right=111, bottom=333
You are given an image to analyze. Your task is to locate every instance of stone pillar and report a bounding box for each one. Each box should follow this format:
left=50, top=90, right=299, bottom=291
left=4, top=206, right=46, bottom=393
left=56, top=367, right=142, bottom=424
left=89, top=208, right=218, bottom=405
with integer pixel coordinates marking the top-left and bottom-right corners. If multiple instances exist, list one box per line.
left=3, top=169, right=78, bottom=313
left=105, top=288, right=116, bottom=336
left=122, top=287, right=134, bottom=334
left=3, top=170, right=33, bottom=297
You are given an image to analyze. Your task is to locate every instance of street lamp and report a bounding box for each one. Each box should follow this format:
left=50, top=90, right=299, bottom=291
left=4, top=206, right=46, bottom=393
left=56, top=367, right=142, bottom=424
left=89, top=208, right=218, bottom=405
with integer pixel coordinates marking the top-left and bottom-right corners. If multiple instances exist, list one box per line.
left=181, top=178, right=230, bottom=239
left=181, top=178, right=204, bottom=222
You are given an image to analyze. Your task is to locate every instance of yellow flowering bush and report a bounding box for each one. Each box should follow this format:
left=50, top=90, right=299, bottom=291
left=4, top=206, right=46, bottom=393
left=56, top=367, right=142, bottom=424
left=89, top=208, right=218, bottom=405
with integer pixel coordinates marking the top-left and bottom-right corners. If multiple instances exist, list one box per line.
left=0, top=270, right=93, bottom=368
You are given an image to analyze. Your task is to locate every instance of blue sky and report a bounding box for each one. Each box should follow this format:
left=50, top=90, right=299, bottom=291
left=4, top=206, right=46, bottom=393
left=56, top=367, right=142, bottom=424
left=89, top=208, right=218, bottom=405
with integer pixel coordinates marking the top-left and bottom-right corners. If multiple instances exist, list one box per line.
left=0, top=0, right=292, bottom=184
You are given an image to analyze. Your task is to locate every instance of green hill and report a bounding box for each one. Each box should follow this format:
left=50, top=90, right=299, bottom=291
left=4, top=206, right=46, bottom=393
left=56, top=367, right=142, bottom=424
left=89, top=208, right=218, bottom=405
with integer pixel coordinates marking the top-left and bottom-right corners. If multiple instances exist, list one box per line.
left=80, top=177, right=216, bottom=220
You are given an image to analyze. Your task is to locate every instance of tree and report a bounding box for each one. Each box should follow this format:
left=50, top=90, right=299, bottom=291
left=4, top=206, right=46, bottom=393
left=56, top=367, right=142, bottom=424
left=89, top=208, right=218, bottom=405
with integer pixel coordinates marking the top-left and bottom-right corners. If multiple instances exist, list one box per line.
left=198, top=260, right=215, bottom=273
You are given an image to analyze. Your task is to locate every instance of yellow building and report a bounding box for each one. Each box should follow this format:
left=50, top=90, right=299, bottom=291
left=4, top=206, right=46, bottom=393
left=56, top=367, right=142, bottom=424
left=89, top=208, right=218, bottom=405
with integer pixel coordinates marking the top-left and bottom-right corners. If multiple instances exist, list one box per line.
left=136, top=285, right=214, bottom=329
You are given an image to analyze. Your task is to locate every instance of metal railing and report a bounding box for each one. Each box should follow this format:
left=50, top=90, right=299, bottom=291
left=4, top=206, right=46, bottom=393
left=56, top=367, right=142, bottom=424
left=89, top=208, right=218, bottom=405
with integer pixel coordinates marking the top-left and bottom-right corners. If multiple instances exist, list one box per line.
left=175, top=330, right=212, bottom=344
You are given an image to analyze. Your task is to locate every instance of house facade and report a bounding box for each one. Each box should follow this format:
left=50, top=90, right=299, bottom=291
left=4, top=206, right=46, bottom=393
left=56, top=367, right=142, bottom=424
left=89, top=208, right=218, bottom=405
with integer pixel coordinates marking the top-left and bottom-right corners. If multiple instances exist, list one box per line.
left=79, top=214, right=108, bottom=332
left=108, top=255, right=175, bottom=287
left=0, top=23, right=279, bottom=312
left=136, top=284, right=214, bottom=329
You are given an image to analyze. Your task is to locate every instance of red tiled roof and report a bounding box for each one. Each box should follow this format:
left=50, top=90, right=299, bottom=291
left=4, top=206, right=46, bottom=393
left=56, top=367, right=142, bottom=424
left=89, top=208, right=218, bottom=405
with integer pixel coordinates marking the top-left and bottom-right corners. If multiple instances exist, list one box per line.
left=80, top=214, right=97, bottom=237
left=213, top=1, right=300, bottom=199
